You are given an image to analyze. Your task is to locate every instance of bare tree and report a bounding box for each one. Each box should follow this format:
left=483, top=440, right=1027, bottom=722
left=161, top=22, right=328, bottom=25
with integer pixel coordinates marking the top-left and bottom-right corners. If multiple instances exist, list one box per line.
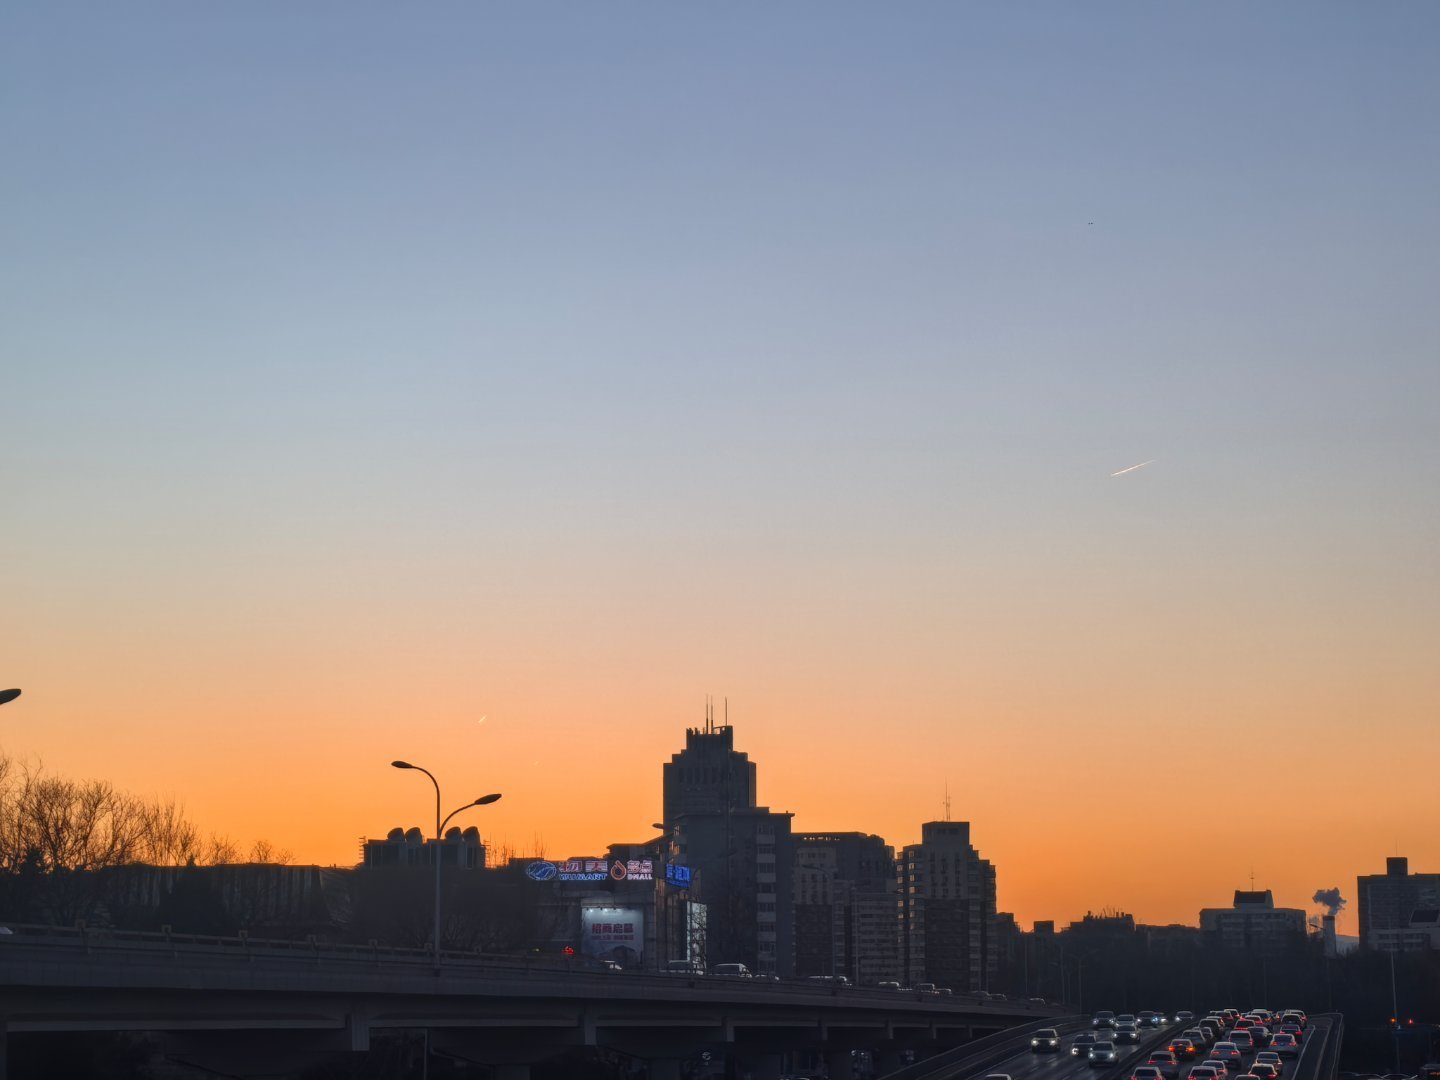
left=0, top=757, right=295, bottom=926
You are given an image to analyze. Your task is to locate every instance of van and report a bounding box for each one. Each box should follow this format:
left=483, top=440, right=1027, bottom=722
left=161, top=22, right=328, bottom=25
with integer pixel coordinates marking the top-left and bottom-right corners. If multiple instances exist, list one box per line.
left=666, top=959, right=702, bottom=975
left=711, top=963, right=752, bottom=977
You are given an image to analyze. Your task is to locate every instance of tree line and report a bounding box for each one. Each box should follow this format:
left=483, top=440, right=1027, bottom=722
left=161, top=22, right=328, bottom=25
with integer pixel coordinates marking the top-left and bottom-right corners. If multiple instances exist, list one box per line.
left=0, top=753, right=289, bottom=926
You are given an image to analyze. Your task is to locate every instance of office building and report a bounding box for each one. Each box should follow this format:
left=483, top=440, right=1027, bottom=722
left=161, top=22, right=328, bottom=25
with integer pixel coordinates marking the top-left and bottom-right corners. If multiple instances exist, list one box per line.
left=1199, top=890, right=1306, bottom=954
left=793, top=832, right=901, bottom=985
left=1358, top=857, right=1440, bottom=952
left=900, top=821, right=998, bottom=992
left=662, top=712, right=794, bottom=976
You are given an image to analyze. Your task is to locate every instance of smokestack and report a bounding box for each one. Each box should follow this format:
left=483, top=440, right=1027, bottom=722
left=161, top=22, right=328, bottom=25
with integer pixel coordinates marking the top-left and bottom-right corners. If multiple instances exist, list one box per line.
left=1312, top=887, right=1346, bottom=918
left=1322, top=914, right=1337, bottom=959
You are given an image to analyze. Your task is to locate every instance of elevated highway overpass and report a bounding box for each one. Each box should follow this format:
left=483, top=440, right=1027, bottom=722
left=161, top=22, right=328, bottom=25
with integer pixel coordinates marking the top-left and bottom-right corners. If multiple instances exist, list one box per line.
left=0, top=923, right=1059, bottom=1078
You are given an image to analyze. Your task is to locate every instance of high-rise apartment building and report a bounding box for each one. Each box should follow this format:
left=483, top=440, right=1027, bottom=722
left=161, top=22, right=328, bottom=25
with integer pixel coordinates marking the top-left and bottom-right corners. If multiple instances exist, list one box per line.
left=793, top=832, right=901, bottom=986
left=1358, top=857, right=1440, bottom=952
left=900, top=821, right=997, bottom=992
left=662, top=711, right=793, bottom=976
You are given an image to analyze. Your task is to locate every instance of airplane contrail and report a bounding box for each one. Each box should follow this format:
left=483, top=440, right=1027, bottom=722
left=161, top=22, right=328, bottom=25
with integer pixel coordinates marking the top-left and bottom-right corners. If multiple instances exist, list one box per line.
left=1110, top=459, right=1156, bottom=477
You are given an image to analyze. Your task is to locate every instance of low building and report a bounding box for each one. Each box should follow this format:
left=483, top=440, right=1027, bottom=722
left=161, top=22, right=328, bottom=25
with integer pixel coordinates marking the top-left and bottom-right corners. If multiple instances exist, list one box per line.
left=361, top=825, right=486, bottom=869
left=1199, top=890, right=1306, bottom=953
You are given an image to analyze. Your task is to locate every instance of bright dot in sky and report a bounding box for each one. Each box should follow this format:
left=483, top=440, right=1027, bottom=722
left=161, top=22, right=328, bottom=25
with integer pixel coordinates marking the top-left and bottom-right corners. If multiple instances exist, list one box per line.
left=476, top=714, right=487, bottom=725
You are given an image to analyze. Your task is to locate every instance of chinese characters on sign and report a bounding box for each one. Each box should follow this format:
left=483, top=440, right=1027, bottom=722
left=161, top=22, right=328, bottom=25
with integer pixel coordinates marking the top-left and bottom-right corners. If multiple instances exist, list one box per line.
left=525, top=857, right=674, bottom=883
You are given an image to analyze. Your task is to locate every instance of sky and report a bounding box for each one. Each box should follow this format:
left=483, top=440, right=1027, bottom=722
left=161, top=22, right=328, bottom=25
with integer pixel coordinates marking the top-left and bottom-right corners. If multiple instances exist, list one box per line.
left=3, top=3, right=1438, bottom=935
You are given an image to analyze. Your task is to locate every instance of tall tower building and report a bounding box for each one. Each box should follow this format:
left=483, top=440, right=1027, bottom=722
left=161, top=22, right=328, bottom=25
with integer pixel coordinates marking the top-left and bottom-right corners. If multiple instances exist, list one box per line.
left=900, top=821, right=998, bottom=992
left=662, top=708, right=757, bottom=825
left=661, top=707, right=793, bottom=976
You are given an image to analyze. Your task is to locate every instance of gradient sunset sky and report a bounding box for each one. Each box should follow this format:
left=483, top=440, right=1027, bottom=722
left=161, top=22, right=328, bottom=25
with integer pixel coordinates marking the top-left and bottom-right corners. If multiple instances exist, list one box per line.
left=4, top=4, right=1438, bottom=935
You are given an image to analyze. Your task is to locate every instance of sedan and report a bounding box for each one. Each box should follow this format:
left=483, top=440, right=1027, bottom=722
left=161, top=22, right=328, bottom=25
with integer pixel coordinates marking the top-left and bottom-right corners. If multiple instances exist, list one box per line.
left=1116, top=1023, right=1142, bottom=1045
left=1271, top=1035, right=1301, bottom=1058
left=1211, top=1044, right=1244, bottom=1069
left=1254, top=1052, right=1284, bottom=1075
left=1189, top=1068, right=1223, bottom=1080
left=1131, top=1069, right=1167, bottom=1080
left=1091, top=1043, right=1120, bottom=1067
left=1073, top=1035, right=1101, bottom=1057
left=1147, top=1052, right=1181, bottom=1080
left=1250, top=1065, right=1280, bottom=1080
left=1169, top=1038, right=1199, bottom=1059
left=1199, top=1060, right=1232, bottom=1079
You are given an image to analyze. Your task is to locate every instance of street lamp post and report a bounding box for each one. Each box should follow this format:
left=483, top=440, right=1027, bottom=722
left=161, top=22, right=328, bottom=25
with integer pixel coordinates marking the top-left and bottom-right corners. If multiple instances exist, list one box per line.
left=391, top=760, right=501, bottom=970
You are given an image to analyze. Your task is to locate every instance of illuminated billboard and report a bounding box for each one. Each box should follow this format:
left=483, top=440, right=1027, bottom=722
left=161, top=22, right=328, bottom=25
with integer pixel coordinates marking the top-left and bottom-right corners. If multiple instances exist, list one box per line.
left=526, top=857, right=657, bottom=882
left=581, top=906, right=644, bottom=963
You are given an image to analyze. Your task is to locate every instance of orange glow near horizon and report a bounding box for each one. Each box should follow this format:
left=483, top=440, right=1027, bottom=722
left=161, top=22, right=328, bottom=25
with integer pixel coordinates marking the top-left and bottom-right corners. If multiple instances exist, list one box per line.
left=7, top=609, right=1434, bottom=939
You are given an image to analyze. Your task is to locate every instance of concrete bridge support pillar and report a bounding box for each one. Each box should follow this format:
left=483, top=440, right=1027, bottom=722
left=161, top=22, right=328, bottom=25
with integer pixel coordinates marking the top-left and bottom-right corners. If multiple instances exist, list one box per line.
left=825, top=1048, right=855, bottom=1079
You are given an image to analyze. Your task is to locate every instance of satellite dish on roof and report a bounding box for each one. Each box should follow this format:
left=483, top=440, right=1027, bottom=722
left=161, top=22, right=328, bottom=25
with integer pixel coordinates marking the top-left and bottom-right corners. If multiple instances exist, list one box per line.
left=0, top=689, right=20, bottom=706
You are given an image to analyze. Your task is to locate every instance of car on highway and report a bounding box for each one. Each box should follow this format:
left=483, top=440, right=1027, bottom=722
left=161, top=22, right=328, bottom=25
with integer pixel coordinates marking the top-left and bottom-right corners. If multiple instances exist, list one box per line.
left=915, top=982, right=939, bottom=994
left=1130, top=1068, right=1166, bottom=1080
left=1095, top=1011, right=1119, bottom=1029
left=1189, top=1066, right=1223, bottom=1080
left=1201, top=1020, right=1226, bottom=1041
left=1031, top=1029, right=1062, bottom=1053
left=1119, top=1014, right=1139, bottom=1027
left=1177, top=1011, right=1197, bottom=1024
left=712, top=963, right=752, bottom=977
left=1418, top=1063, right=1440, bottom=1080
left=1116, top=1023, right=1142, bottom=1045
left=1199, top=1059, right=1232, bottom=1079
left=1250, top=1064, right=1280, bottom=1080
left=1146, top=1051, right=1180, bottom=1079
left=1168, top=1037, right=1199, bottom=1059
left=1184, top=1029, right=1212, bottom=1048
left=1211, top=1043, right=1244, bottom=1069
left=878, top=980, right=902, bottom=989
left=1254, top=1052, right=1283, bottom=1075
left=1277, top=1024, right=1303, bottom=1041
left=1270, top=1034, right=1301, bottom=1058
left=1228, top=1031, right=1255, bottom=1053
left=1249, top=1027, right=1273, bottom=1049
left=1072, top=1034, right=1100, bottom=1057
left=983, top=1074, right=1013, bottom=1080
left=1091, top=1043, right=1120, bottom=1067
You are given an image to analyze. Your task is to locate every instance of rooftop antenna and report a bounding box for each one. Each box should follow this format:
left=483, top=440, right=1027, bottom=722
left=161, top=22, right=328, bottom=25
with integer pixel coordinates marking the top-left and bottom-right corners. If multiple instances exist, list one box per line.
left=724, top=696, right=728, bottom=728
left=1250, top=868, right=1255, bottom=890
left=944, top=784, right=952, bottom=822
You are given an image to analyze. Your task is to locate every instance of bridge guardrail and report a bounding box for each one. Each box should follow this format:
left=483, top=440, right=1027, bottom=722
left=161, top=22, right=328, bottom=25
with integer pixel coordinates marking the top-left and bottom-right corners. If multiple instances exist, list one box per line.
left=0, top=923, right=1063, bottom=1014
left=878, top=1015, right=1088, bottom=1080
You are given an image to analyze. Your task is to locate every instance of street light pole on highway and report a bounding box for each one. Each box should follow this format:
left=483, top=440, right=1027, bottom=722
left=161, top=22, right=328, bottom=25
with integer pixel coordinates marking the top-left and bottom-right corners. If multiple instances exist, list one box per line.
left=390, top=760, right=501, bottom=970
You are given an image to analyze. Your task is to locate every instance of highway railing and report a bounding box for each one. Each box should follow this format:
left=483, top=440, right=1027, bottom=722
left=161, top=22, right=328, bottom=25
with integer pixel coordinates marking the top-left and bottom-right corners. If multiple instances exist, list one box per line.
left=877, top=1016, right=1088, bottom=1080
left=0, top=923, right=1062, bottom=1013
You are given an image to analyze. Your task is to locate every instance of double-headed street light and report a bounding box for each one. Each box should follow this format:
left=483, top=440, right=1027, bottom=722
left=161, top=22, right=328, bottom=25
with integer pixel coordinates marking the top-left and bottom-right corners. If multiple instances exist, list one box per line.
left=390, top=760, right=501, bottom=969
